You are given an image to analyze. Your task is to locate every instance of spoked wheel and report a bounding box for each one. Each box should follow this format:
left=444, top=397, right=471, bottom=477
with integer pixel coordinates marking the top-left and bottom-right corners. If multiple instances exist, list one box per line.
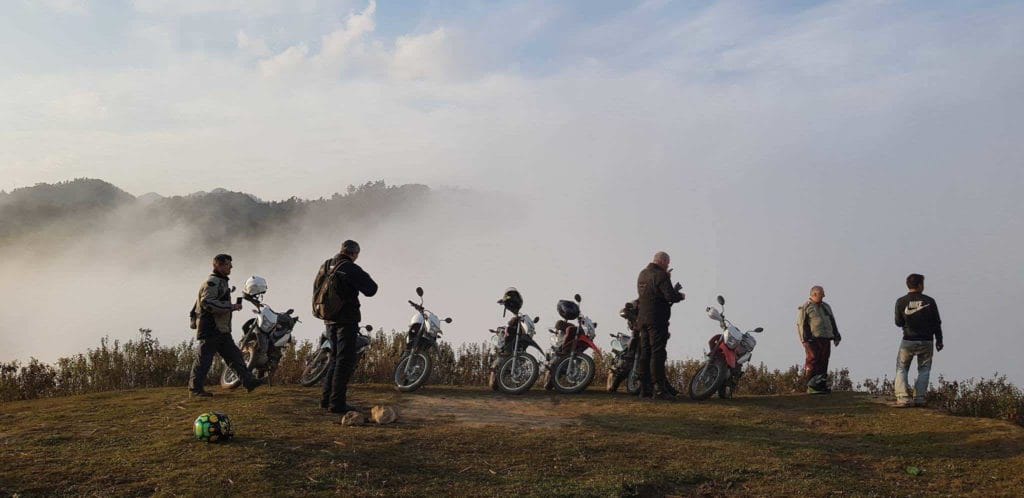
left=497, top=353, right=539, bottom=395
left=220, top=346, right=253, bottom=389
left=394, top=352, right=432, bottom=392
left=689, top=357, right=727, bottom=401
left=553, top=355, right=596, bottom=394
left=299, top=348, right=331, bottom=387
left=625, top=360, right=641, bottom=395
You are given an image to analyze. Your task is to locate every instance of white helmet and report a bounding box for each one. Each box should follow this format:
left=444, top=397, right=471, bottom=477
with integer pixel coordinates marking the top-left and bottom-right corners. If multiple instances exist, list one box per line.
left=243, top=276, right=268, bottom=297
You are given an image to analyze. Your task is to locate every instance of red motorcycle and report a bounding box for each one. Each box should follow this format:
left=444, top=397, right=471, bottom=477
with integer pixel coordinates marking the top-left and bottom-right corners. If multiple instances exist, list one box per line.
left=689, top=295, right=764, bottom=400
left=542, top=294, right=601, bottom=394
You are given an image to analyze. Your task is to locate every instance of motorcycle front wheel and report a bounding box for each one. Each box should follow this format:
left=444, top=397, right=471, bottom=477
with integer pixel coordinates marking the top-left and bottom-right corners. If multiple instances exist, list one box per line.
left=220, top=345, right=253, bottom=389
left=394, top=351, right=432, bottom=392
left=496, top=353, right=539, bottom=395
left=688, top=356, right=727, bottom=401
left=552, top=354, right=596, bottom=394
left=625, top=361, right=641, bottom=395
left=299, top=348, right=331, bottom=387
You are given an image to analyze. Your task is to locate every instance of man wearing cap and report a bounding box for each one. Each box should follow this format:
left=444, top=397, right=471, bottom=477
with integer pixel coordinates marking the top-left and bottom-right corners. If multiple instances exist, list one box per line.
left=187, top=253, right=263, bottom=397
left=636, top=251, right=685, bottom=400
left=318, top=240, right=378, bottom=414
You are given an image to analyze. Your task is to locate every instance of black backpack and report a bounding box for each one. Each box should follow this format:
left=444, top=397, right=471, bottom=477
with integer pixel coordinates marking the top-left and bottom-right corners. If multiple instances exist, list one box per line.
left=312, top=258, right=347, bottom=321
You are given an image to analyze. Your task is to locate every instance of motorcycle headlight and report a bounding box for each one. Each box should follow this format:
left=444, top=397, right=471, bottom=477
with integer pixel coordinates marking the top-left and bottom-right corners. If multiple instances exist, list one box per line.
left=490, top=334, right=502, bottom=349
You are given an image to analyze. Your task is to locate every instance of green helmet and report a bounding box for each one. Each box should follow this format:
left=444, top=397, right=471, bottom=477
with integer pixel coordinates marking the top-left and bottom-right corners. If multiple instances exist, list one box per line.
left=194, top=412, right=233, bottom=443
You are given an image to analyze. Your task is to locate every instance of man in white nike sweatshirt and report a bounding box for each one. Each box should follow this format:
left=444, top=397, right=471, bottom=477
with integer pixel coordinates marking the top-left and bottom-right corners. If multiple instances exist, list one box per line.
left=893, top=273, right=944, bottom=407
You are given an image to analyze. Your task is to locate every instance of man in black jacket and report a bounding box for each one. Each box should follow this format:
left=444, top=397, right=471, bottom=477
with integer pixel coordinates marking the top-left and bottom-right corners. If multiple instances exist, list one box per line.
left=319, top=240, right=378, bottom=414
left=893, top=273, right=943, bottom=407
left=636, top=251, right=685, bottom=399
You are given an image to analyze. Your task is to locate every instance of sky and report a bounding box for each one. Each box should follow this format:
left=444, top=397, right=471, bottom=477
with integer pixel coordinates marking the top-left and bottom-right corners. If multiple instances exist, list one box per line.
left=1, top=0, right=1023, bottom=384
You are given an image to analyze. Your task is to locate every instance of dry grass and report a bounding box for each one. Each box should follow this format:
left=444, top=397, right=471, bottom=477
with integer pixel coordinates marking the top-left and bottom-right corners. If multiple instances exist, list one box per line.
left=1, top=385, right=1023, bottom=497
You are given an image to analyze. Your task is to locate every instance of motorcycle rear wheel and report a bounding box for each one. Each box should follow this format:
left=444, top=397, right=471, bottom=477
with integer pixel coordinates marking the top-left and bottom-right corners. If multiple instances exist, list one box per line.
left=497, top=353, right=539, bottom=395
left=394, top=352, right=432, bottom=392
left=625, top=363, right=641, bottom=395
left=299, top=348, right=331, bottom=387
left=688, top=357, right=727, bottom=401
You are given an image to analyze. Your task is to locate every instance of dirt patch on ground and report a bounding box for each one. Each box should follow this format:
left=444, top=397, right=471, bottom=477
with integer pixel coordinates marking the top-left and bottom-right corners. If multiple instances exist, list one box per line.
left=396, top=393, right=580, bottom=428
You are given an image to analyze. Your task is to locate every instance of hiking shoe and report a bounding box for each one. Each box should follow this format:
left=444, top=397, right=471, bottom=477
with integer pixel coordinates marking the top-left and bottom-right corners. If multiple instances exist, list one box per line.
left=807, top=387, right=829, bottom=395
left=244, top=378, right=265, bottom=393
left=189, top=390, right=213, bottom=398
left=653, top=391, right=677, bottom=401
left=663, top=384, right=680, bottom=397
left=913, top=399, right=927, bottom=408
left=330, top=404, right=364, bottom=414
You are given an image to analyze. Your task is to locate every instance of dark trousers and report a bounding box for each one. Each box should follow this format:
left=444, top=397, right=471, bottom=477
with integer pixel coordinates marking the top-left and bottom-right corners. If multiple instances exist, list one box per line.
left=802, top=337, right=832, bottom=382
left=638, top=322, right=670, bottom=393
left=321, top=323, right=360, bottom=412
left=188, top=333, right=254, bottom=392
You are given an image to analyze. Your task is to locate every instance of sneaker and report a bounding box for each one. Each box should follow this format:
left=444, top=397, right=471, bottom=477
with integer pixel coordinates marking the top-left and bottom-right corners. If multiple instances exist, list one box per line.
left=894, top=399, right=914, bottom=408
left=913, top=399, right=927, bottom=407
left=807, top=387, right=829, bottom=395
left=652, top=391, right=676, bottom=401
left=189, top=390, right=213, bottom=398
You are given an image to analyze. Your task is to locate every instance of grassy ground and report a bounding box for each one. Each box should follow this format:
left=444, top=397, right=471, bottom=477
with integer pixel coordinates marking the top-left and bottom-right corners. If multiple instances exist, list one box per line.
left=1, top=385, right=1023, bottom=497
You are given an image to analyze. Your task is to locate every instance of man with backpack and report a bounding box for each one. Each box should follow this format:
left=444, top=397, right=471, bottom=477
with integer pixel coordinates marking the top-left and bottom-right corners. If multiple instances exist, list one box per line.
left=313, top=240, right=378, bottom=414
left=187, top=254, right=263, bottom=397
left=893, top=273, right=943, bottom=407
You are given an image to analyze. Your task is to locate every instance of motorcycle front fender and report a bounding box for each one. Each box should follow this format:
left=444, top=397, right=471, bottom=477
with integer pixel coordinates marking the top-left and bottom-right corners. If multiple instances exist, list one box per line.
left=718, top=342, right=738, bottom=369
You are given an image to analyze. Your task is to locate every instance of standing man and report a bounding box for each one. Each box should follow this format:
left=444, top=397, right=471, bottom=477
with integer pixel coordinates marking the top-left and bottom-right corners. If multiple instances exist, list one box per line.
left=636, top=251, right=685, bottom=400
left=315, top=240, right=378, bottom=414
left=894, top=273, right=943, bottom=407
left=797, top=285, right=841, bottom=394
left=188, top=254, right=263, bottom=397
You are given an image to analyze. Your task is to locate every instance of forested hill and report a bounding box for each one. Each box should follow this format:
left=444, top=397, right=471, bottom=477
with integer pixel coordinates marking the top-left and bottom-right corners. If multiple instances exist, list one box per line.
left=0, top=179, right=432, bottom=250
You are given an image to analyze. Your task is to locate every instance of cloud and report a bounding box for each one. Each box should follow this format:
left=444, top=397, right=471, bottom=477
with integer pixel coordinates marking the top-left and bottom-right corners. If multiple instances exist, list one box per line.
left=237, top=30, right=270, bottom=58
left=259, top=44, right=309, bottom=77
left=32, top=0, right=89, bottom=15
left=313, top=0, right=377, bottom=69
left=391, top=28, right=455, bottom=81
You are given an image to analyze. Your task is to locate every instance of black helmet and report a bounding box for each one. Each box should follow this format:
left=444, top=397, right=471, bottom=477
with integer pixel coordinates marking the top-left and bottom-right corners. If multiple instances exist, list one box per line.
left=619, top=299, right=639, bottom=321
left=498, top=287, right=523, bottom=313
left=557, top=300, right=580, bottom=320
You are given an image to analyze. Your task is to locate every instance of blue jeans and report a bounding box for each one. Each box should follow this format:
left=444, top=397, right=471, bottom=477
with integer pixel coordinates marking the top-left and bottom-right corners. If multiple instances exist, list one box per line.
left=895, top=340, right=933, bottom=403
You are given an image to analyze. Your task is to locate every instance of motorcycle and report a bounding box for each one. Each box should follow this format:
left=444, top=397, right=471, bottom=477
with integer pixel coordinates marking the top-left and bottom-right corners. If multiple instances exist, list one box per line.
left=607, top=332, right=640, bottom=394
left=394, top=286, right=453, bottom=392
left=488, top=312, right=544, bottom=395
left=222, top=276, right=299, bottom=388
left=688, top=295, right=764, bottom=400
left=299, top=324, right=374, bottom=387
left=542, top=294, right=601, bottom=394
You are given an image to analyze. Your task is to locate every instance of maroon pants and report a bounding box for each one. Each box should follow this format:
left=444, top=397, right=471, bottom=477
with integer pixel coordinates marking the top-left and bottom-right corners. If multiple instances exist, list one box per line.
left=803, top=338, right=832, bottom=379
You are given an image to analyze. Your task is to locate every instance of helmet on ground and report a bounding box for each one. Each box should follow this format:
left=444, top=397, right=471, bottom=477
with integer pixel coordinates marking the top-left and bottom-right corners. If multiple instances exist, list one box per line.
left=498, top=287, right=523, bottom=313
left=243, top=276, right=268, bottom=298
left=194, top=412, right=234, bottom=443
left=557, top=300, right=580, bottom=321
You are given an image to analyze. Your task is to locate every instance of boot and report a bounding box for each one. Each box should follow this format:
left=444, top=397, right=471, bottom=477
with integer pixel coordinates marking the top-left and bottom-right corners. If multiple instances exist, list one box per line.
left=663, top=382, right=680, bottom=397
left=608, top=372, right=625, bottom=393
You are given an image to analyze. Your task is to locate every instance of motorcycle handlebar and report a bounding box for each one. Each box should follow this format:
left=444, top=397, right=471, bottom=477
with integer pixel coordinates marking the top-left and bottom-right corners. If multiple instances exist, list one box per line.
left=408, top=300, right=424, bottom=311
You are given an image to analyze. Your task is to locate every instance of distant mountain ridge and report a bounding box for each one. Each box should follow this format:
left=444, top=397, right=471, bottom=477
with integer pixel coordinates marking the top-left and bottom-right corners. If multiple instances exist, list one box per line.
left=0, top=178, right=432, bottom=248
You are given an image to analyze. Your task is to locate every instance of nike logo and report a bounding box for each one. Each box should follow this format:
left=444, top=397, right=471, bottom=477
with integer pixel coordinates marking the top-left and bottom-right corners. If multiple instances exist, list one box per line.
left=904, top=302, right=930, bottom=316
